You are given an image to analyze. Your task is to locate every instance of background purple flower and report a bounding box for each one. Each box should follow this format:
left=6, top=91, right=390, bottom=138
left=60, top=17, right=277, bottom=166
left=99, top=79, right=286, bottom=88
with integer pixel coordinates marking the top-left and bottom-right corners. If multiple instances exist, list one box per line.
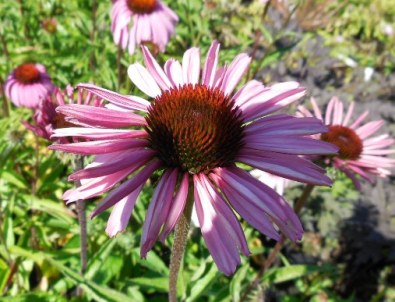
left=5, top=63, right=55, bottom=109
left=111, top=0, right=178, bottom=54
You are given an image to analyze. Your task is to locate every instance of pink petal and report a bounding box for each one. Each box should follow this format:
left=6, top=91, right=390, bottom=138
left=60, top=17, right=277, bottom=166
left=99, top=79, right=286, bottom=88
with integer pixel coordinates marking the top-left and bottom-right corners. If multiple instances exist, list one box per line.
left=159, top=173, right=189, bottom=241
left=356, top=120, right=384, bottom=139
left=77, top=83, right=149, bottom=111
left=237, top=149, right=332, bottom=186
left=194, top=174, right=249, bottom=275
left=68, top=149, right=155, bottom=180
left=141, top=46, right=173, bottom=90
left=220, top=53, right=251, bottom=96
left=105, top=185, right=144, bottom=237
left=49, top=138, right=148, bottom=155
left=56, top=104, right=146, bottom=128
left=51, top=128, right=148, bottom=140
left=245, top=115, right=328, bottom=136
left=202, top=40, right=220, bottom=87
left=91, top=160, right=161, bottom=218
left=182, top=47, right=200, bottom=85
left=212, top=167, right=303, bottom=241
left=243, top=135, right=338, bottom=155
left=164, top=59, right=184, bottom=87
left=140, top=169, right=178, bottom=257
left=128, top=63, right=161, bottom=98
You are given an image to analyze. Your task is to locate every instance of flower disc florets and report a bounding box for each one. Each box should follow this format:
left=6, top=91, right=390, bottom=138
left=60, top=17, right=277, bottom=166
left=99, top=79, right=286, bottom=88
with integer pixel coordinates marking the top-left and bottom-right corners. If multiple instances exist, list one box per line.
left=127, top=0, right=157, bottom=14
left=321, top=125, right=363, bottom=160
left=14, top=64, right=41, bottom=84
left=145, top=84, right=245, bottom=174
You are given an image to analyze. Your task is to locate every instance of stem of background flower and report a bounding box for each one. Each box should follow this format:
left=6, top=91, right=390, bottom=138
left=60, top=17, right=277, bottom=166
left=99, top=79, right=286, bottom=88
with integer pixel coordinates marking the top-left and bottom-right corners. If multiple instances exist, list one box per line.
left=245, top=0, right=271, bottom=82
left=18, top=0, right=30, bottom=41
left=117, top=45, right=123, bottom=90
left=240, top=184, right=315, bottom=300
left=168, top=186, right=194, bottom=302
left=0, top=78, right=9, bottom=118
left=73, top=156, right=88, bottom=296
left=89, top=0, right=97, bottom=72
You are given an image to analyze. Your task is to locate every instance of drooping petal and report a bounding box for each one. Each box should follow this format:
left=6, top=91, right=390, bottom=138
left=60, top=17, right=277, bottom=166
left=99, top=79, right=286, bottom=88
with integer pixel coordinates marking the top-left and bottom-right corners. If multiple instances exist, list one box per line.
left=141, top=169, right=178, bottom=257
left=56, top=104, right=146, bottom=128
left=106, top=185, right=144, bottom=237
left=212, top=167, right=303, bottom=241
left=237, top=149, right=332, bottom=186
left=91, top=160, right=161, bottom=218
left=51, top=128, right=148, bottom=140
left=77, top=83, right=149, bottom=111
left=194, top=174, right=249, bottom=275
left=49, top=138, right=148, bottom=155
left=159, top=173, right=189, bottom=241
left=244, top=115, right=328, bottom=136
left=68, top=149, right=155, bottom=181
left=243, top=135, right=338, bottom=155
left=241, top=86, right=306, bottom=122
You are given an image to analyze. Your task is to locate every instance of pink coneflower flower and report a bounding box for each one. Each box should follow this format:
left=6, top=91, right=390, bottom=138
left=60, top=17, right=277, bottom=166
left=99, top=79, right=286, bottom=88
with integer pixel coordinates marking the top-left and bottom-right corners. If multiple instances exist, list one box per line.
left=298, top=97, right=395, bottom=189
left=111, top=0, right=178, bottom=55
left=5, top=63, right=55, bottom=109
left=23, top=85, right=104, bottom=142
left=50, top=41, right=336, bottom=275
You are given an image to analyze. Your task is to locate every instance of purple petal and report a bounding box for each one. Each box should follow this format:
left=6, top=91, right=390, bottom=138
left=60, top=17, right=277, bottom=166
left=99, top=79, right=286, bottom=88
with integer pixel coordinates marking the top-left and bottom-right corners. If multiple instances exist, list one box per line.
left=194, top=173, right=250, bottom=275
left=237, top=149, right=332, bottom=186
left=106, top=185, right=144, bottom=237
left=91, top=160, right=161, bottom=218
left=159, top=173, right=189, bottom=241
left=49, top=138, right=148, bottom=155
left=56, top=104, right=146, bottom=128
left=141, top=169, right=178, bottom=257
left=77, top=83, right=149, bottom=111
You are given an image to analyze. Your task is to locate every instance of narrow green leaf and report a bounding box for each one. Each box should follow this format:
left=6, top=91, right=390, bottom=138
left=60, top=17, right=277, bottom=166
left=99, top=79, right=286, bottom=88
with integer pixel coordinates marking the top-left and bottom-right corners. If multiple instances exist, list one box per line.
left=187, top=263, right=218, bottom=302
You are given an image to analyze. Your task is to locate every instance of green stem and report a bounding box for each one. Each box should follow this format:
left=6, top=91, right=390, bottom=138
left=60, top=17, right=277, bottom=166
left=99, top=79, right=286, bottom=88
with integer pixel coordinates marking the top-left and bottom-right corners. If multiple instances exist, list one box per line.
left=168, top=185, right=194, bottom=302
left=73, top=156, right=88, bottom=296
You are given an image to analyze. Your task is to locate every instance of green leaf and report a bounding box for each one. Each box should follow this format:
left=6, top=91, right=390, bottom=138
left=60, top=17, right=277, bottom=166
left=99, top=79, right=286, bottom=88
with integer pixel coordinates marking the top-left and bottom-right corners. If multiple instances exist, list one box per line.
left=0, top=258, right=10, bottom=293
left=8, top=246, right=132, bottom=302
left=134, top=248, right=169, bottom=276
left=130, top=277, right=169, bottom=293
left=0, top=170, right=28, bottom=190
left=230, top=264, right=249, bottom=302
left=263, top=264, right=335, bottom=285
left=187, top=263, right=218, bottom=302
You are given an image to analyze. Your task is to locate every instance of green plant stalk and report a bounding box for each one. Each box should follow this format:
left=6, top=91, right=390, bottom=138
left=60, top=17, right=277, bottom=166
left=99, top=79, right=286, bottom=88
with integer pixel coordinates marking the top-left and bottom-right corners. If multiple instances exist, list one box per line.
left=73, top=156, right=88, bottom=296
left=168, top=186, right=194, bottom=302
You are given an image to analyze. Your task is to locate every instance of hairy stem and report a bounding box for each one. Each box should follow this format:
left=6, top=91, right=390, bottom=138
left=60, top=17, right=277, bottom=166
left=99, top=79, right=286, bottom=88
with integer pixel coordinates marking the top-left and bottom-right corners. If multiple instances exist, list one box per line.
left=73, top=156, right=88, bottom=296
left=117, top=45, right=123, bottom=90
left=168, top=187, right=194, bottom=302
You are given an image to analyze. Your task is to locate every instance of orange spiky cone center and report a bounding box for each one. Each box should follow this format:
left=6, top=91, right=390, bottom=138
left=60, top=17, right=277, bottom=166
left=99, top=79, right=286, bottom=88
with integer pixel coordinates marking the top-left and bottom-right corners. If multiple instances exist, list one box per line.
left=145, top=84, right=245, bottom=174
left=126, top=0, right=157, bottom=14
left=14, top=64, right=41, bottom=84
left=321, top=125, right=363, bottom=160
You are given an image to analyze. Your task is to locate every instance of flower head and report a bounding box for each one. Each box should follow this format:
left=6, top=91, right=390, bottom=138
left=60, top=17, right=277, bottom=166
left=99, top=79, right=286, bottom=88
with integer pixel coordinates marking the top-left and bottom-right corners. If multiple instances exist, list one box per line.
left=50, top=41, right=336, bottom=275
left=111, top=0, right=178, bottom=54
left=298, top=96, right=395, bottom=189
left=24, top=85, right=104, bottom=142
left=5, top=63, right=55, bottom=109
